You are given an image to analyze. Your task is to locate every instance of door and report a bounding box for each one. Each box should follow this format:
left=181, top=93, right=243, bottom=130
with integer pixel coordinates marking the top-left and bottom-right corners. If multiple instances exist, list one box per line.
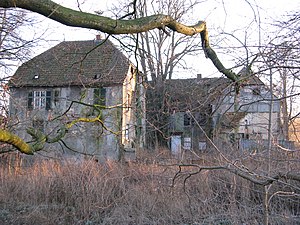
left=171, top=135, right=181, bottom=155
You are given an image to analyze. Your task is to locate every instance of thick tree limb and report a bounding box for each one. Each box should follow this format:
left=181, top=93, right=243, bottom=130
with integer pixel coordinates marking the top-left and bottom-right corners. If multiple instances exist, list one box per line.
left=0, top=0, right=242, bottom=152
left=0, top=115, right=114, bottom=154
left=0, top=129, right=34, bottom=154
left=0, top=0, right=239, bottom=82
left=176, top=163, right=300, bottom=187
left=0, top=0, right=205, bottom=35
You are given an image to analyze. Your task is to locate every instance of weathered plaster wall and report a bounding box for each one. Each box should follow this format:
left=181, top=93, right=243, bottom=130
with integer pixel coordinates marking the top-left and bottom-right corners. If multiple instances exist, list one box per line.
left=9, top=85, right=124, bottom=160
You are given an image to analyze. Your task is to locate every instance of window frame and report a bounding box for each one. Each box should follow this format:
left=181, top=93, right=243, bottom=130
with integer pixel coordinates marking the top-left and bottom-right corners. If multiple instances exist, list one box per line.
left=28, top=90, right=53, bottom=110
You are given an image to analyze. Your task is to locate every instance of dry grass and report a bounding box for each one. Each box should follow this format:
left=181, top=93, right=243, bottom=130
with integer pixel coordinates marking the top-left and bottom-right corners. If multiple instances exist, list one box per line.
left=0, top=152, right=299, bottom=225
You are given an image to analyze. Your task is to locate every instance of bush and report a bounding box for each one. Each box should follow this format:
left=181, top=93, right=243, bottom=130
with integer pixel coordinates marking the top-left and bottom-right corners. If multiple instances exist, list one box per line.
left=0, top=153, right=299, bottom=224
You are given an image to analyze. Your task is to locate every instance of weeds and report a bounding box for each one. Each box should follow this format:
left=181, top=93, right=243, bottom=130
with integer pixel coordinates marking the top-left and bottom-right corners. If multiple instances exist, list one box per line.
left=0, top=152, right=299, bottom=224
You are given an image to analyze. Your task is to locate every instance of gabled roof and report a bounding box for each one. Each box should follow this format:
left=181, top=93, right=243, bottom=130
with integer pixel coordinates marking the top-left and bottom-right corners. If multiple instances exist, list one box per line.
left=147, top=77, right=232, bottom=112
left=149, top=74, right=267, bottom=112
left=9, top=39, right=131, bottom=87
left=238, top=67, right=265, bottom=86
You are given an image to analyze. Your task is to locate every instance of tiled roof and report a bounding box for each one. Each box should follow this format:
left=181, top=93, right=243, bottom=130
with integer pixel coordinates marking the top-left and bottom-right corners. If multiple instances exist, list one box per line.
left=147, top=77, right=232, bottom=112
left=9, top=39, right=131, bottom=87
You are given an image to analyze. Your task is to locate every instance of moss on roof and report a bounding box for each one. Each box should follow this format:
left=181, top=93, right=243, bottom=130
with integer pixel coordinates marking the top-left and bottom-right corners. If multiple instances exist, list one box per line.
left=9, top=39, right=131, bottom=87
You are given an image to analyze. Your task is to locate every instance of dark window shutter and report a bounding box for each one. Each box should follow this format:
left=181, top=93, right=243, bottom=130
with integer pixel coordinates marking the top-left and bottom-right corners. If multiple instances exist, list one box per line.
left=93, top=88, right=100, bottom=105
left=94, top=88, right=106, bottom=106
left=54, top=90, right=60, bottom=105
left=28, top=91, right=33, bottom=110
left=100, top=88, right=106, bottom=106
left=46, top=91, right=52, bottom=110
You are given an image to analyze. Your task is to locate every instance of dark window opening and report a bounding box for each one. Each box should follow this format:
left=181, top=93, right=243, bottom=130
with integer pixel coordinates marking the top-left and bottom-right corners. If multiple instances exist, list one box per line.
left=28, top=91, right=33, bottom=110
left=46, top=91, right=52, bottom=110
left=184, top=113, right=191, bottom=126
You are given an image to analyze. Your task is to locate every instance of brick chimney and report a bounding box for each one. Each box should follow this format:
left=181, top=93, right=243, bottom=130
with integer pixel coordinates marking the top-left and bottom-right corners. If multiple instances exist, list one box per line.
left=94, top=34, right=103, bottom=44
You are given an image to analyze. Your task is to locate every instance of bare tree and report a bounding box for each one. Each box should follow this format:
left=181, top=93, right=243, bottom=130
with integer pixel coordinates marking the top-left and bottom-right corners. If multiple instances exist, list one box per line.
left=0, top=8, right=39, bottom=76
left=0, top=0, right=241, bottom=153
left=131, top=0, right=203, bottom=147
left=256, top=12, right=300, bottom=142
left=0, top=2, right=299, bottom=224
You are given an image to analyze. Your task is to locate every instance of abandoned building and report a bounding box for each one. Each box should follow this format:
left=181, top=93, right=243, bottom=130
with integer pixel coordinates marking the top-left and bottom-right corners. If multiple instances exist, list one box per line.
left=8, top=35, right=292, bottom=159
left=9, top=37, right=145, bottom=160
left=146, top=72, right=285, bottom=154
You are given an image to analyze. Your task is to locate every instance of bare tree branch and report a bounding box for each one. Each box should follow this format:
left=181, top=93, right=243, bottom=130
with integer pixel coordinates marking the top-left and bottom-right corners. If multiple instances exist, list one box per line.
left=0, top=0, right=239, bottom=82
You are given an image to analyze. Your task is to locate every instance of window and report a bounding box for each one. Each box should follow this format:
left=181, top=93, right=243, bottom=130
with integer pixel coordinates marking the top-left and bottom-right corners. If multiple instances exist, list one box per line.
left=54, top=90, right=60, bottom=106
left=183, top=137, right=191, bottom=150
left=94, top=87, right=106, bottom=106
left=198, top=141, right=207, bottom=151
left=28, top=90, right=52, bottom=110
left=184, top=113, right=191, bottom=126
left=125, top=124, right=130, bottom=140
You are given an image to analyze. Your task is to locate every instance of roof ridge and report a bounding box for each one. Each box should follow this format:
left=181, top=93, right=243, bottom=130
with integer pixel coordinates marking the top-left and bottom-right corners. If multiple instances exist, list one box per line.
left=10, top=38, right=131, bottom=87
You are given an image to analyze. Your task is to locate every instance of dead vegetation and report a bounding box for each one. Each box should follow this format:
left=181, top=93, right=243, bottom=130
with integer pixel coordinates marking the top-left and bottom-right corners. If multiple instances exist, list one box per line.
left=0, top=151, right=299, bottom=225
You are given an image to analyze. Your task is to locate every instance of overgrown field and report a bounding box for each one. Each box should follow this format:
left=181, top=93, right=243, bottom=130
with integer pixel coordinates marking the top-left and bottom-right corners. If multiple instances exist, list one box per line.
left=0, top=152, right=299, bottom=225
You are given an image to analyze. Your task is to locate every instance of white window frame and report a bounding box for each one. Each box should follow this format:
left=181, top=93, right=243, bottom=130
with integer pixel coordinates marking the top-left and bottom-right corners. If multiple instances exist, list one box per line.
left=34, top=91, right=46, bottom=109
left=183, top=137, right=192, bottom=150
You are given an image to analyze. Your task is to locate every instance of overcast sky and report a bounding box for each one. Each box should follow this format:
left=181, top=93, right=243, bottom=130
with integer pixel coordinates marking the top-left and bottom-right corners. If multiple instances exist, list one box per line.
left=25, top=0, right=299, bottom=78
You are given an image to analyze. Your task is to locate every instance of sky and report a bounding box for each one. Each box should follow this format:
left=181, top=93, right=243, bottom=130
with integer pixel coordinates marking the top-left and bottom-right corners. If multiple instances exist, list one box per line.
left=1, top=0, right=299, bottom=115
left=23, top=0, right=299, bottom=79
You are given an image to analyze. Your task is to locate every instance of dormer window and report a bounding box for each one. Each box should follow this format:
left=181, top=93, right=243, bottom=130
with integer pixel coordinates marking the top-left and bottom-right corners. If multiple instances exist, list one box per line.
left=94, top=74, right=101, bottom=79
